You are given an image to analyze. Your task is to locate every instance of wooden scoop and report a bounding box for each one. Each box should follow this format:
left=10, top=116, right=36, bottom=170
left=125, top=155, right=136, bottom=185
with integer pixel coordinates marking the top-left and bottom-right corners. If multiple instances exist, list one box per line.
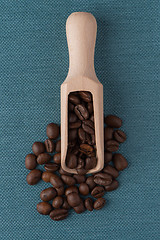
left=61, top=12, right=104, bottom=174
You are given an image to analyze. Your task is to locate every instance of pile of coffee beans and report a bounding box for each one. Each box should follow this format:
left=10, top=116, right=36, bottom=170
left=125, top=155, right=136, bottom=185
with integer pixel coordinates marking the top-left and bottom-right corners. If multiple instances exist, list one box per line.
left=25, top=114, right=128, bottom=221
left=66, top=91, right=96, bottom=174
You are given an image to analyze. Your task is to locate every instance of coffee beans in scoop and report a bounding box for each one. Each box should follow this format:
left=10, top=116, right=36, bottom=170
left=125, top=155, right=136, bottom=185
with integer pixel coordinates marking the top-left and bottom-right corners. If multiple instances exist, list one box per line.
left=25, top=114, right=128, bottom=221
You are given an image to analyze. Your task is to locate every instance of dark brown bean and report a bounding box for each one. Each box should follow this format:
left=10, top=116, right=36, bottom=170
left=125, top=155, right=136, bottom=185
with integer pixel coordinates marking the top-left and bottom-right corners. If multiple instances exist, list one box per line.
left=68, top=129, right=78, bottom=141
left=52, top=196, right=63, bottom=209
left=82, top=120, right=94, bottom=135
left=105, top=140, right=119, bottom=152
left=67, top=193, right=81, bottom=207
left=46, top=123, right=60, bottom=140
left=69, top=93, right=81, bottom=105
left=74, top=104, right=89, bottom=120
left=105, top=115, right=122, bottom=128
left=58, top=167, right=73, bottom=176
left=56, top=186, right=64, bottom=196
left=80, top=144, right=93, bottom=155
left=69, top=112, right=78, bottom=123
left=104, top=127, right=114, bottom=141
left=62, top=198, right=71, bottom=210
left=94, top=173, right=112, bottom=186
left=69, top=120, right=81, bottom=129
left=69, top=102, right=74, bottom=111
left=26, top=169, right=42, bottom=185
left=73, top=174, right=86, bottom=184
left=50, top=174, right=64, bottom=189
left=37, top=202, right=52, bottom=215
left=90, top=115, right=94, bottom=122
left=76, top=168, right=87, bottom=175
left=61, top=175, right=76, bottom=186
left=73, top=200, right=85, bottom=214
left=53, top=153, right=61, bottom=164
left=40, top=187, right=57, bottom=202
left=105, top=180, right=119, bottom=192
left=44, top=163, right=59, bottom=172
left=55, top=140, right=61, bottom=152
left=32, top=142, right=45, bottom=156
left=37, top=153, right=51, bottom=165
left=94, top=198, right=106, bottom=210
left=79, top=183, right=90, bottom=196
left=66, top=153, right=77, bottom=169
left=91, top=186, right=105, bottom=198
left=79, top=91, right=92, bottom=102
left=85, top=157, right=97, bottom=170
left=104, top=151, right=112, bottom=163
left=85, top=198, right=93, bottom=211
left=114, top=130, right=126, bottom=143
left=86, top=176, right=96, bottom=190
left=113, top=153, right=128, bottom=171
left=103, top=165, right=119, bottom=178
left=65, top=186, right=78, bottom=196
left=42, top=172, right=54, bottom=183
left=50, top=209, right=68, bottom=221
left=44, top=139, right=55, bottom=153
left=25, top=153, right=37, bottom=170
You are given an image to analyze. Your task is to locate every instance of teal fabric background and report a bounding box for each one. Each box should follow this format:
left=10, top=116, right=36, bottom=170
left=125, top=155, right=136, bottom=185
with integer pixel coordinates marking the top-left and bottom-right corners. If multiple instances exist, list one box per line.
left=0, top=0, right=160, bottom=239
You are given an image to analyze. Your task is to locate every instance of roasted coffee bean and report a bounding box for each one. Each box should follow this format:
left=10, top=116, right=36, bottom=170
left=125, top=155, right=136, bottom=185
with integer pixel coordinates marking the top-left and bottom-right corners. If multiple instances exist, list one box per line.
left=66, top=153, right=77, bottom=169
left=46, top=123, right=60, bottom=140
left=86, top=176, right=96, bottom=190
left=37, top=153, right=51, bottom=165
left=58, top=167, right=72, bottom=176
left=56, top=186, right=64, bottom=196
left=82, top=120, right=94, bottom=135
left=94, top=198, right=106, bottom=210
left=104, top=127, right=114, bottom=141
left=80, top=144, right=93, bottom=155
left=74, top=200, right=85, bottom=214
left=68, top=129, right=77, bottom=141
left=78, top=128, right=86, bottom=143
left=42, top=171, right=54, bottom=183
left=40, top=187, right=57, bottom=202
left=44, top=163, right=59, bottom=172
left=104, top=151, right=112, bottom=163
left=114, top=130, right=126, bottom=143
left=52, top=196, right=63, bottom=209
left=55, top=140, right=61, bottom=152
left=32, top=142, right=45, bottom=156
left=45, top=139, right=55, bottom=153
left=74, top=104, right=89, bottom=120
left=69, top=120, right=81, bottom=129
left=62, top=198, right=71, bottom=210
left=50, top=209, right=68, bottom=221
left=113, top=153, right=128, bottom=171
left=69, top=112, right=78, bottom=123
left=61, top=175, right=76, bottom=186
left=37, top=202, right=52, bottom=215
left=26, top=169, right=42, bottom=185
left=85, top=198, right=93, bottom=211
left=90, top=134, right=95, bottom=145
left=67, top=193, right=81, bottom=207
left=105, top=115, right=122, bottom=128
left=50, top=174, right=64, bottom=189
left=105, top=180, right=119, bottom=192
left=87, top=102, right=93, bottom=114
left=68, top=140, right=77, bottom=148
left=76, top=168, right=87, bottom=175
left=79, top=183, right=90, bottom=196
left=68, top=144, right=79, bottom=155
left=90, top=115, right=94, bottom=122
left=91, top=186, right=105, bottom=198
left=103, top=165, right=119, bottom=178
left=73, top=174, right=86, bottom=184
left=79, top=91, right=92, bottom=102
left=69, top=93, right=81, bottom=105
left=85, top=157, right=97, bottom=170
left=105, top=140, right=119, bottom=152
left=65, top=186, right=78, bottom=196
left=53, top=153, right=61, bottom=164
left=69, top=102, right=75, bottom=111
left=25, top=153, right=37, bottom=170
left=77, top=158, right=85, bottom=169
left=94, top=173, right=112, bottom=186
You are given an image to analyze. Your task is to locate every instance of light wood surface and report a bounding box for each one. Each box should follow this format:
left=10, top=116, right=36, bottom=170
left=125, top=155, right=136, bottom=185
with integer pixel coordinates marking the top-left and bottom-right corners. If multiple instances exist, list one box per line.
left=61, top=12, right=104, bottom=174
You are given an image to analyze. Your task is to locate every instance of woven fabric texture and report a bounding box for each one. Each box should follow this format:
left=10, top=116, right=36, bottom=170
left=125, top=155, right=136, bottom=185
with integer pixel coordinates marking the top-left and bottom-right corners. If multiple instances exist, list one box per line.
left=0, top=0, right=160, bottom=239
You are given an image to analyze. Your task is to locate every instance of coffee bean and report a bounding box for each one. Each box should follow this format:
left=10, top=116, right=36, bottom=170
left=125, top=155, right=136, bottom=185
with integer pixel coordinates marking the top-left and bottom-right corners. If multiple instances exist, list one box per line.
left=82, top=120, right=94, bottom=135
left=55, top=140, right=61, bottom=152
left=68, top=129, right=77, bottom=141
left=113, top=153, right=128, bottom=171
left=76, top=168, right=87, bottom=175
left=46, top=123, right=60, bottom=140
left=78, top=128, right=86, bottom=143
left=44, top=163, right=59, bottom=172
left=32, top=142, right=45, bottom=156
left=53, top=153, right=61, bottom=164
left=91, top=186, right=105, bottom=198
left=62, top=198, right=71, bottom=210
left=58, top=167, right=72, bottom=176
left=90, top=115, right=94, bottom=122
left=50, top=174, right=64, bottom=189
left=37, top=202, right=52, bottom=215
left=69, top=113, right=78, bottom=123
left=40, top=187, right=57, bottom=202
left=79, top=91, right=92, bottom=102
left=26, top=169, right=42, bottom=185
left=67, top=193, right=81, bottom=207
left=87, top=102, right=93, bottom=114
left=105, top=115, right=122, bottom=128
left=94, top=198, right=106, bottom=210
left=61, top=175, right=76, bottom=186
left=105, top=180, right=119, bottom=192
left=104, top=151, right=112, bottom=163
left=42, top=172, right=54, bottom=183
left=85, top=157, right=97, bottom=170
left=74, top=104, right=89, bottom=120
left=85, top=198, right=93, bottom=211
left=103, top=165, right=119, bottom=178
left=50, top=209, right=68, bottom=221
left=80, top=144, right=93, bottom=155
left=90, top=134, right=95, bottom=145
left=114, top=130, right=126, bottom=143
left=105, top=140, right=119, bottom=152
left=52, top=196, right=63, bottom=209
left=69, top=120, right=81, bottom=129
left=65, top=186, right=78, bottom=196
left=94, top=173, right=112, bottom=186
left=79, top=183, right=90, bottom=196
left=77, top=157, right=85, bottom=169
left=68, top=145, right=79, bottom=155
left=69, top=93, right=81, bottom=105
left=66, top=153, right=77, bottom=169
left=37, top=153, right=51, bottom=165
left=86, top=176, right=96, bottom=190
left=104, top=127, right=114, bottom=141
left=73, top=174, right=86, bottom=184
left=73, top=200, right=85, bottom=214
left=25, top=153, right=37, bottom=170
left=69, top=102, right=75, bottom=111
left=56, top=186, right=64, bottom=196
left=44, top=139, right=55, bottom=153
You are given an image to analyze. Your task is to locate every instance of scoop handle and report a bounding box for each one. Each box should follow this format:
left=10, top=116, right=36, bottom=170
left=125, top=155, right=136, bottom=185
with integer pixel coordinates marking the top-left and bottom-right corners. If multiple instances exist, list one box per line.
left=66, top=12, right=97, bottom=79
